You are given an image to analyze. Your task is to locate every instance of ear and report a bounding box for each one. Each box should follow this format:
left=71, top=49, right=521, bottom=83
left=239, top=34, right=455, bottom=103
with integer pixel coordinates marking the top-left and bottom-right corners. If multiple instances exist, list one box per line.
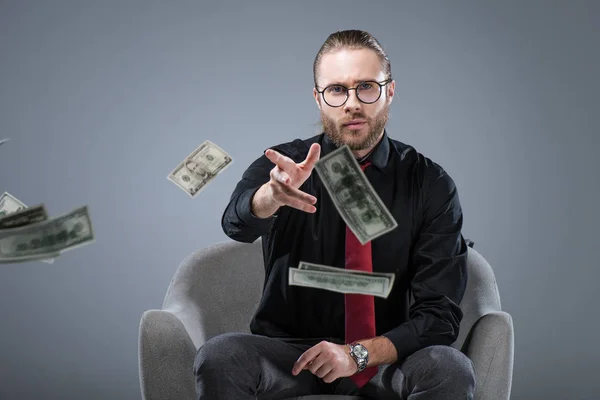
left=313, top=87, right=322, bottom=110
left=387, top=80, right=395, bottom=105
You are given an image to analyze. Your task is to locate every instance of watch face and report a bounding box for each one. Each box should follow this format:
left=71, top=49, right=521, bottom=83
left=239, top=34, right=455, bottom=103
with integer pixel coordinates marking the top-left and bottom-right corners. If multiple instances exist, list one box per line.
left=354, top=344, right=368, bottom=359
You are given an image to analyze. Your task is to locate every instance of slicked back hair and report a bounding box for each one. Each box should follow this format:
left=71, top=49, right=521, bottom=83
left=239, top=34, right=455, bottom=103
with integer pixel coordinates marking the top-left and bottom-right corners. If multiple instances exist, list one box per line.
left=313, top=29, right=392, bottom=88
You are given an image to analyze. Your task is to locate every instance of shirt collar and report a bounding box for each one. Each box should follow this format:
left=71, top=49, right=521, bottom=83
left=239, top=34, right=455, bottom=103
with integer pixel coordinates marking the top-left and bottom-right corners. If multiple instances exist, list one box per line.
left=320, top=130, right=390, bottom=172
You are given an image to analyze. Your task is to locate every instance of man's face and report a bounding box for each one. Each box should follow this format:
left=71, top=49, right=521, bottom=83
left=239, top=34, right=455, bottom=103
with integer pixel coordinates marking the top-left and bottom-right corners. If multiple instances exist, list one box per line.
left=313, top=48, right=395, bottom=151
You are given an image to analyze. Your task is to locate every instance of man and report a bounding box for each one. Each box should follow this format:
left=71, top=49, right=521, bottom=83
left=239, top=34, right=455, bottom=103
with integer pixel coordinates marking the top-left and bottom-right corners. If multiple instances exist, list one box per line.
left=194, top=29, right=475, bottom=399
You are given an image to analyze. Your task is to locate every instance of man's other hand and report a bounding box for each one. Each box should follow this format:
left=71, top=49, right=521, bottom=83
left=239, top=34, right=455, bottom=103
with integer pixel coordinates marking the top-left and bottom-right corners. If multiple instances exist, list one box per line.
left=292, top=341, right=357, bottom=383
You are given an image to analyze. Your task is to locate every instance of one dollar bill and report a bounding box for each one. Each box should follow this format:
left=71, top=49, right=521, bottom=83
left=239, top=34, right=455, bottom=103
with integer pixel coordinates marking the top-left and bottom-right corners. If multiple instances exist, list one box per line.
left=0, top=205, right=95, bottom=264
left=289, top=261, right=396, bottom=299
left=167, top=140, right=233, bottom=198
left=0, top=192, right=56, bottom=263
left=314, top=145, right=397, bottom=244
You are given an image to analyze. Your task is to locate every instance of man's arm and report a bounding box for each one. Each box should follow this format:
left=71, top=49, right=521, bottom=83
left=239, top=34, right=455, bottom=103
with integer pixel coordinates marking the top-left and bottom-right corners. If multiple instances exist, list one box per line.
left=371, top=166, right=468, bottom=365
left=221, top=153, right=278, bottom=243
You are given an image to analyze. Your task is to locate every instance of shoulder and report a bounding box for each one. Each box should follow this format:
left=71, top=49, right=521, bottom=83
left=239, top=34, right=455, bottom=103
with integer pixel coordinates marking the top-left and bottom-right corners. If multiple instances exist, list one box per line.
left=266, top=134, right=322, bottom=163
left=388, top=137, right=457, bottom=195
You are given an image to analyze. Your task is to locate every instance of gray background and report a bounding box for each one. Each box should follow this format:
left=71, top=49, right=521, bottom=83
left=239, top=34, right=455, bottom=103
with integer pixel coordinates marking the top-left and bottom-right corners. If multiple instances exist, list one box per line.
left=0, top=0, right=598, bottom=399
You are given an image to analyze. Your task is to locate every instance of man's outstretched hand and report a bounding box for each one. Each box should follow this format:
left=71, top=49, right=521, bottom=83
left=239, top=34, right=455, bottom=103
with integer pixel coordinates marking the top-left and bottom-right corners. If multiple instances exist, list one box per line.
left=292, top=341, right=357, bottom=383
left=251, top=143, right=321, bottom=218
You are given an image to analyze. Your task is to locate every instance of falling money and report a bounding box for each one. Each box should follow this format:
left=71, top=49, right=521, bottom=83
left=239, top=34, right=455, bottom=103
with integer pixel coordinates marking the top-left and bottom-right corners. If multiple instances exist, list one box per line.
left=314, top=145, right=398, bottom=244
left=0, top=203, right=49, bottom=230
left=0, top=192, right=56, bottom=264
left=0, top=205, right=95, bottom=264
left=167, top=140, right=233, bottom=198
left=289, top=261, right=396, bottom=299
left=0, top=192, right=27, bottom=218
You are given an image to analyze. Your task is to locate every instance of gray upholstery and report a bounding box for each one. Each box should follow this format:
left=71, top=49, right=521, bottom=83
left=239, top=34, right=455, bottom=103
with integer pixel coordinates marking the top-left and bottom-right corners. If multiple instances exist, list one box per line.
left=139, top=239, right=514, bottom=400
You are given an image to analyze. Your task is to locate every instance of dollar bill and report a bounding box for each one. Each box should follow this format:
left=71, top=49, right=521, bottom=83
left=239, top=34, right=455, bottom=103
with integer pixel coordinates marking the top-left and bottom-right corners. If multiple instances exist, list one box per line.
left=168, top=140, right=233, bottom=198
left=298, top=260, right=395, bottom=292
left=314, top=145, right=398, bottom=244
left=0, top=205, right=94, bottom=264
left=0, top=192, right=28, bottom=217
left=0, top=204, right=49, bottom=229
left=289, top=265, right=393, bottom=299
left=0, top=193, right=56, bottom=263
left=0, top=138, right=9, bottom=146
left=296, top=260, right=395, bottom=298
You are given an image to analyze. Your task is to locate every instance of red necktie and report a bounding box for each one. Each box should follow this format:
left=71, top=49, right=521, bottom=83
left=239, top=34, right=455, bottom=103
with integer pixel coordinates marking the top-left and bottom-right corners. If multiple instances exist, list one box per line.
left=345, top=161, right=378, bottom=388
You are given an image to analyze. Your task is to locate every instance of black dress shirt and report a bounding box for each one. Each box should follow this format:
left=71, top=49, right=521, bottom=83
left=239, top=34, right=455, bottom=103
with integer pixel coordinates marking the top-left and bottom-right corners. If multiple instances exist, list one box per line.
left=221, top=131, right=468, bottom=363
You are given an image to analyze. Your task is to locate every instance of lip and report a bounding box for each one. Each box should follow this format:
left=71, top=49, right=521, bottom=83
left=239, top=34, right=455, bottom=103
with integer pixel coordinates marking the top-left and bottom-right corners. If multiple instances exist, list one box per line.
left=343, top=119, right=367, bottom=126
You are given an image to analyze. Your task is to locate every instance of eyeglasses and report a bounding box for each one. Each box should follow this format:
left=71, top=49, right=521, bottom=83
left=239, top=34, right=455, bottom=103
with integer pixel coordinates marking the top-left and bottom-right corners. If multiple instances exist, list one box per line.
left=316, top=79, right=391, bottom=107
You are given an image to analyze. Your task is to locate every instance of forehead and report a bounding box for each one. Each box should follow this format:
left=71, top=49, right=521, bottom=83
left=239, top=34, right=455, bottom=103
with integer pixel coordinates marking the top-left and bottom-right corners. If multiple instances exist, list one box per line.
left=317, top=48, right=384, bottom=87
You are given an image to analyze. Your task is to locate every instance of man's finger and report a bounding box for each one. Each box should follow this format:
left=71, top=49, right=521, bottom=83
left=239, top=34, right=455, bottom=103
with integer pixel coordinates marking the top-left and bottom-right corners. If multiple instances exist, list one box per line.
left=300, top=143, right=321, bottom=168
left=280, top=184, right=317, bottom=205
left=272, top=167, right=290, bottom=185
left=292, top=346, right=321, bottom=375
left=265, top=149, right=296, bottom=171
left=322, top=369, right=339, bottom=384
left=280, top=194, right=316, bottom=214
left=310, top=355, right=331, bottom=378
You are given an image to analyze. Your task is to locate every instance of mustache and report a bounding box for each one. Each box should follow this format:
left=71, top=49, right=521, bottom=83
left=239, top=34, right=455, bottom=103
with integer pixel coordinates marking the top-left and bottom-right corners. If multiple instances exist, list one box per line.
left=340, top=115, right=368, bottom=124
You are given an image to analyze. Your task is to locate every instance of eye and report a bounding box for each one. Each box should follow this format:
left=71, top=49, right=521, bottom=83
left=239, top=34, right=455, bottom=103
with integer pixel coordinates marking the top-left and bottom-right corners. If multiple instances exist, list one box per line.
left=359, top=82, right=373, bottom=90
left=326, top=85, right=345, bottom=94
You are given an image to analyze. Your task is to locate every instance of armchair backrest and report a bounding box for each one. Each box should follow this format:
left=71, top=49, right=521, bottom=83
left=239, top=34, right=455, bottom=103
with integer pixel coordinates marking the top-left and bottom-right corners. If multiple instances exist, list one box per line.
left=452, top=246, right=502, bottom=351
left=162, top=239, right=265, bottom=349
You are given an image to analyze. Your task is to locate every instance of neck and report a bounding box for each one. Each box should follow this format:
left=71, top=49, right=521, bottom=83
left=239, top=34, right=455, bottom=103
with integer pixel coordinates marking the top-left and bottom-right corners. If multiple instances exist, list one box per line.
left=352, top=130, right=385, bottom=159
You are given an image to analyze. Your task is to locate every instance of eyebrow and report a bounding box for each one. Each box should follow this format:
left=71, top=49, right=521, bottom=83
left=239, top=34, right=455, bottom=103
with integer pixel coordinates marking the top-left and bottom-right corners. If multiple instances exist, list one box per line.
left=324, top=78, right=381, bottom=87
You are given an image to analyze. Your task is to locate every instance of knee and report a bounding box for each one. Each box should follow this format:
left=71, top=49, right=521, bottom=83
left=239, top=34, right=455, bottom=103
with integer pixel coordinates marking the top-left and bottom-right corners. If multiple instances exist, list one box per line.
left=193, top=332, right=254, bottom=378
left=423, top=346, right=475, bottom=388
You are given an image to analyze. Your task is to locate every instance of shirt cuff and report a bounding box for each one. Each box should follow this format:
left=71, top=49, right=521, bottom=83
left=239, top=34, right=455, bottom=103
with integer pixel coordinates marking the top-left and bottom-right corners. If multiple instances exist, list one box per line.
left=381, top=323, right=422, bottom=363
left=235, top=187, right=278, bottom=228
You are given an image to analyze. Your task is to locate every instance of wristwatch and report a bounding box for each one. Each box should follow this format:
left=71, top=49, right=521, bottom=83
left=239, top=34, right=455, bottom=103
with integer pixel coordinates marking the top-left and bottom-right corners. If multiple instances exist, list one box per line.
left=348, top=342, right=369, bottom=372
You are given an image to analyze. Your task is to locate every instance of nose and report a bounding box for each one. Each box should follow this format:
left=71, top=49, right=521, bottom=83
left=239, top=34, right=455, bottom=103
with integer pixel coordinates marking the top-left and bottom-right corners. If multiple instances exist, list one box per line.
left=343, top=89, right=362, bottom=112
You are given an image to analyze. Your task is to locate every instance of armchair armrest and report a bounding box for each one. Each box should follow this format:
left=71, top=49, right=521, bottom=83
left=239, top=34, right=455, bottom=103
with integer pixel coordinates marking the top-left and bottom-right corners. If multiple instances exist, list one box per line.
left=462, top=311, right=514, bottom=400
left=139, top=310, right=196, bottom=400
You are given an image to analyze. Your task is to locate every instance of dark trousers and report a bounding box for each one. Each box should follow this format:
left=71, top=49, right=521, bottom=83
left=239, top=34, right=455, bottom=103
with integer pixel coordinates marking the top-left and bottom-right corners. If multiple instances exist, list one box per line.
left=193, top=332, right=475, bottom=399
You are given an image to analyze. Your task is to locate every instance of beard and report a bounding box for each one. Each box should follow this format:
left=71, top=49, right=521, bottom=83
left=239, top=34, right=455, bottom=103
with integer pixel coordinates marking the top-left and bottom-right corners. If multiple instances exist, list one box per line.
left=320, top=104, right=389, bottom=151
